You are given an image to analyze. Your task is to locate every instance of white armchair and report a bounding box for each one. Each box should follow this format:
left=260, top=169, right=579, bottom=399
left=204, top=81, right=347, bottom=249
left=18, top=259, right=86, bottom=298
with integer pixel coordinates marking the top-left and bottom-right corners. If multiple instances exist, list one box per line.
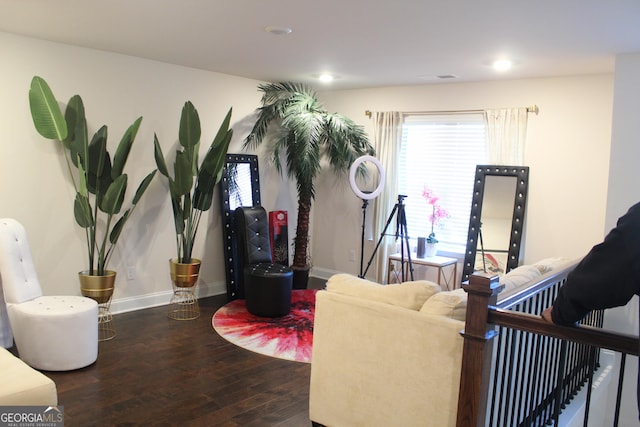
left=0, top=218, right=98, bottom=371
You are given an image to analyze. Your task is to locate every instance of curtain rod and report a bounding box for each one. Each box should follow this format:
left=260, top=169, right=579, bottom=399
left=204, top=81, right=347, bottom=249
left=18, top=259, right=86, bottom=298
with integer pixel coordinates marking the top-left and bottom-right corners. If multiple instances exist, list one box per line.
left=364, top=104, right=539, bottom=118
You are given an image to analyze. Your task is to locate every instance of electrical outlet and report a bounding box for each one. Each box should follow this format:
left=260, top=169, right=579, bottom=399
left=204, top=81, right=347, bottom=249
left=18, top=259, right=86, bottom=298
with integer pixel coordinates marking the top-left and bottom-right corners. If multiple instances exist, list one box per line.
left=348, top=249, right=356, bottom=262
left=127, top=266, right=135, bottom=281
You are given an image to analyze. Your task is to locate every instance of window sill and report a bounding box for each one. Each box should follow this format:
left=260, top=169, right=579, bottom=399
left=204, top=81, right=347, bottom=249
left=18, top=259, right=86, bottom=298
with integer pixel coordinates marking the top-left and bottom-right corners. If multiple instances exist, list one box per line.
left=434, top=243, right=465, bottom=261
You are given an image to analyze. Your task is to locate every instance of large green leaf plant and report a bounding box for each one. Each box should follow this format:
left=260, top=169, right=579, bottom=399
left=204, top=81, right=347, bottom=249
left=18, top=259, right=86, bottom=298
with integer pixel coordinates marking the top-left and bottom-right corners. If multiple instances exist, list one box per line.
left=153, top=102, right=233, bottom=263
left=29, top=76, right=157, bottom=276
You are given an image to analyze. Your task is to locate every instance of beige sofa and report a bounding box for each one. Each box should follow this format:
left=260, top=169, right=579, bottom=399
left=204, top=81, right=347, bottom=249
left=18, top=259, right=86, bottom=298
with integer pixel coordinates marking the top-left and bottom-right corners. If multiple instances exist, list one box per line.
left=0, top=347, right=57, bottom=405
left=309, top=258, right=570, bottom=427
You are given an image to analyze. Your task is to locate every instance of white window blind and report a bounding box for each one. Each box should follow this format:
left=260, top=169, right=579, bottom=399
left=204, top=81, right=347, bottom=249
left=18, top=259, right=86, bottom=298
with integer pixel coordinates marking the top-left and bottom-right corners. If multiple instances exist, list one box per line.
left=398, top=114, right=486, bottom=253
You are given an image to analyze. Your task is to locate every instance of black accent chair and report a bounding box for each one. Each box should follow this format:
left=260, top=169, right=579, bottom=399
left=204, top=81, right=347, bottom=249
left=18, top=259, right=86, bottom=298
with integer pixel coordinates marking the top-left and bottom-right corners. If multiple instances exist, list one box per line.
left=234, top=206, right=293, bottom=317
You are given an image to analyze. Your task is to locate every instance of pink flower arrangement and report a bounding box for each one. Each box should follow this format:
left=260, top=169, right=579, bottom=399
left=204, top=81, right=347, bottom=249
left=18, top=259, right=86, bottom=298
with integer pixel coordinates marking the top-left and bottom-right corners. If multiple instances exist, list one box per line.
left=422, top=186, right=449, bottom=243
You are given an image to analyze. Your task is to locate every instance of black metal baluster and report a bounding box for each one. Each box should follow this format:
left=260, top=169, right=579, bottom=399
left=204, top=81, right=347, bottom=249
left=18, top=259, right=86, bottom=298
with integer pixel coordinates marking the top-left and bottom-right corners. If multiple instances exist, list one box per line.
left=501, top=327, right=517, bottom=426
left=552, top=340, right=569, bottom=426
left=509, top=328, right=523, bottom=426
left=489, top=327, right=504, bottom=426
left=613, top=353, right=626, bottom=427
left=582, top=346, right=597, bottom=427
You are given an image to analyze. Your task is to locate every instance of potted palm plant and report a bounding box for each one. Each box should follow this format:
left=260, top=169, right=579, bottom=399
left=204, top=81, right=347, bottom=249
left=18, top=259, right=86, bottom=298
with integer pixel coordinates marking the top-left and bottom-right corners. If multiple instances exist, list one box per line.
left=244, top=82, right=375, bottom=289
left=153, top=101, right=232, bottom=312
left=28, top=76, right=157, bottom=304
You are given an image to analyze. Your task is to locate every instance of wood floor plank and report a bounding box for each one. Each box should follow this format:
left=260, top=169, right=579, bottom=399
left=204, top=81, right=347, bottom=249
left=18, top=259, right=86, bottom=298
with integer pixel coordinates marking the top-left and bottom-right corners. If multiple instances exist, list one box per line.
left=37, top=294, right=313, bottom=426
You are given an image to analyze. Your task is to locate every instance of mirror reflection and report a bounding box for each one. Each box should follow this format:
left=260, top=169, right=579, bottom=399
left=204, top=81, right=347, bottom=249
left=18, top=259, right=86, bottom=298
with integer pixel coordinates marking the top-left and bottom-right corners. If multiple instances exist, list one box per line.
left=475, top=175, right=517, bottom=274
left=227, top=163, right=254, bottom=211
left=462, top=165, right=529, bottom=283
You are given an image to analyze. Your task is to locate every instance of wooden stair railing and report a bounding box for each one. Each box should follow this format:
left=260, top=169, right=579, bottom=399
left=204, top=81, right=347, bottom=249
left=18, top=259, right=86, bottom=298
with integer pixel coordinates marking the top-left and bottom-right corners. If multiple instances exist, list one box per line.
left=487, top=309, right=638, bottom=355
left=456, top=272, right=639, bottom=427
left=456, top=272, right=503, bottom=427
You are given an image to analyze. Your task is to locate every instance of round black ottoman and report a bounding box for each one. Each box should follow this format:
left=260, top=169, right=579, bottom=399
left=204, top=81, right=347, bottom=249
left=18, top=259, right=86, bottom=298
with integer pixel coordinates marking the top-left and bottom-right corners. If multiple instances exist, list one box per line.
left=244, top=263, right=293, bottom=317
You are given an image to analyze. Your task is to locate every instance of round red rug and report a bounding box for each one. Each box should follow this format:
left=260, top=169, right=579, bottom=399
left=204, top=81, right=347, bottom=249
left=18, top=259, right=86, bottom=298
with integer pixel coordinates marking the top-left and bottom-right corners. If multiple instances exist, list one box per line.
left=212, top=289, right=317, bottom=363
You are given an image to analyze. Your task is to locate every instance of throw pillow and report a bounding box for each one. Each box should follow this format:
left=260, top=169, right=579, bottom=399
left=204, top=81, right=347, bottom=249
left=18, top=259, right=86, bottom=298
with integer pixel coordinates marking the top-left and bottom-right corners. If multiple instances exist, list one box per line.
left=419, top=288, right=468, bottom=322
left=326, top=274, right=441, bottom=311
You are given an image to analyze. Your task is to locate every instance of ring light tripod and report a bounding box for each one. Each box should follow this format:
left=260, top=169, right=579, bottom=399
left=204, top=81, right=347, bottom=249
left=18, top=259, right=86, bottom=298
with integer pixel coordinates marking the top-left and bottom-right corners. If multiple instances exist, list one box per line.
left=349, top=155, right=386, bottom=278
left=361, top=194, right=414, bottom=282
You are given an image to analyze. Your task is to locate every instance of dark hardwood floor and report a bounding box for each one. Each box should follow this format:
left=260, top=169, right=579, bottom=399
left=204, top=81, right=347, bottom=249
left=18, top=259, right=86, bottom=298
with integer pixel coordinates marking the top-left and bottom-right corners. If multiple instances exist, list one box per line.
left=36, top=294, right=314, bottom=426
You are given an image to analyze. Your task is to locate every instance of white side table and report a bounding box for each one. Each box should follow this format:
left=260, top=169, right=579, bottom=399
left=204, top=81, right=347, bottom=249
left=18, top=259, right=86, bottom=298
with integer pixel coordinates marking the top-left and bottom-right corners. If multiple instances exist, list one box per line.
left=387, top=253, right=458, bottom=290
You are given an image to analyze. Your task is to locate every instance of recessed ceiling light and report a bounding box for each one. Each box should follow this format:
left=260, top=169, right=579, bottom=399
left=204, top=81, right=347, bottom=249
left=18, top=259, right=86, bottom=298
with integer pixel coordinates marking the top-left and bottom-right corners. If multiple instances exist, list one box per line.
left=318, top=74, right=334, bottom=83
left=493, top=59, right=513, bottom=72
left=264, top=26, right=293, bottom=35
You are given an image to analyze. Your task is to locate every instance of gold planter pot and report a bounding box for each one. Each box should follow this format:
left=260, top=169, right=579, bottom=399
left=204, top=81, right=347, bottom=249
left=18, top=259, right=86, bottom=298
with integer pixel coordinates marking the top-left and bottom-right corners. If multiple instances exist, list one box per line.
left=169, top=258, right=201, bottom=288
left=79, top=270, right=116, bottom=341
left=79, top=270, right=116, bottom=303
left=168, top=259, right=201, bottom=320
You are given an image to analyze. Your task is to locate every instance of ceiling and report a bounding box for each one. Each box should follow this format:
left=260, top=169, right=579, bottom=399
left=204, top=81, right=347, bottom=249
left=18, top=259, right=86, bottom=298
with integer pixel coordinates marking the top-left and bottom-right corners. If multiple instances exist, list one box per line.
left=2, top=0, right=640, bottom=90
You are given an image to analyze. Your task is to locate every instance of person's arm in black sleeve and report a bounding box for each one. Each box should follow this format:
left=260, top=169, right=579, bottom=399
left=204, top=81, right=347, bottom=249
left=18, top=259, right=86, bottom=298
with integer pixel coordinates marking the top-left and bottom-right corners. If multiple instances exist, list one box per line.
left=548, top=202, right=640, bottom=326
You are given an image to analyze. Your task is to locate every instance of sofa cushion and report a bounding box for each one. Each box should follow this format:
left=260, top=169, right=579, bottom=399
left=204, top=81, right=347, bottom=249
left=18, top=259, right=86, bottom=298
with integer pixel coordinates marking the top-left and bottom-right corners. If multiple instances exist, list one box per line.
left=417, top=261, right=569, bottom=323
left=499, top=264, right=542, bottom=292
left=0, top=347, right=57, bottom=405
left=532, top=257, right=571, bottom=275
left=419, top=288, right=468, bottom=321
left=326, top=274, right=441, bottom=310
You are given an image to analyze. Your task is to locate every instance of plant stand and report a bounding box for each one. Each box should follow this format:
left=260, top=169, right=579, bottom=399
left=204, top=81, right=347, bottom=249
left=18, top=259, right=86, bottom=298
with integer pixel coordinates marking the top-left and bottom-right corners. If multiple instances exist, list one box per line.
left=168, top=285, right=200, bottom=320
left=98, top=299, right=116, bottom=341
left=168, top=259, right=201, bottom=320
left=79, top=271, right=116, bottom=341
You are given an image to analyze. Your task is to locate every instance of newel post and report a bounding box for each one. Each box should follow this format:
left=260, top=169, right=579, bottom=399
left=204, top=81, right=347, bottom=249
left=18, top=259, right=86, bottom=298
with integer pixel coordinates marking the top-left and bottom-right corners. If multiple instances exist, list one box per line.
left=456, top=272, right=503, bottom=427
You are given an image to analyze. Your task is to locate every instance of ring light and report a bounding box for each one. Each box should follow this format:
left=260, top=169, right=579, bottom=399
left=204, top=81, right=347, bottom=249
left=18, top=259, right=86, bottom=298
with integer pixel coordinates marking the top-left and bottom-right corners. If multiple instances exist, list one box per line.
left=349, top=155, right=385, bottom=200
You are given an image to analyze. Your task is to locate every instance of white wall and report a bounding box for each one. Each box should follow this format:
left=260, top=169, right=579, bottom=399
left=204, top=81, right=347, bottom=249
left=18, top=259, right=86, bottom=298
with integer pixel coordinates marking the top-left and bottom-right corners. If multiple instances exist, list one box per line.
left=0, top=32, right=298, bottom=312
left=314, top=75, right=615, bottom=280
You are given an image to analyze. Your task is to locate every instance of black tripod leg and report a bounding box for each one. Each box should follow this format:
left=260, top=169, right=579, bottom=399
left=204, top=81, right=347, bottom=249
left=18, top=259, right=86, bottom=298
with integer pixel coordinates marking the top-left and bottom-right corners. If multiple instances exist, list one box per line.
left=362, top=203, right=399, bottom=278
left=359, top=199, right=368, bottom=277
left=398, top=204, right=414, bottom=281
left=403, top=230, right=414, bottom=281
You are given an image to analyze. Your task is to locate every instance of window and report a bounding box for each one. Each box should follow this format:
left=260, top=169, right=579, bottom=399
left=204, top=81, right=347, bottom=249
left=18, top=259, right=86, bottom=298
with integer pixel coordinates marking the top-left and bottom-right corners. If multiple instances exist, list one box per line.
left=398, top=114, right=486, bottom=253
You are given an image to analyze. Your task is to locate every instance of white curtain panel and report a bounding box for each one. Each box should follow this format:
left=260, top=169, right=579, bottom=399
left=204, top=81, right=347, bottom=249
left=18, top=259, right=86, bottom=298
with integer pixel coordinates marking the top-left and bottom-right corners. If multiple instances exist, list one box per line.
left=484, top=107, right=528, bottom=165
left=372, top=112, right=402, bottom=283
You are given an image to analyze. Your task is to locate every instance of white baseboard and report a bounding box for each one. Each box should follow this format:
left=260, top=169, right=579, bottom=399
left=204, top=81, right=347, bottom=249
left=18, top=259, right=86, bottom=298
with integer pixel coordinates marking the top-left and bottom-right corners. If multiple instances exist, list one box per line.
left=110, top=280, right=227, bottom=314
left=311, top=266, right=348, bottom=281
left=108, top=269, right=350, bottom=315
